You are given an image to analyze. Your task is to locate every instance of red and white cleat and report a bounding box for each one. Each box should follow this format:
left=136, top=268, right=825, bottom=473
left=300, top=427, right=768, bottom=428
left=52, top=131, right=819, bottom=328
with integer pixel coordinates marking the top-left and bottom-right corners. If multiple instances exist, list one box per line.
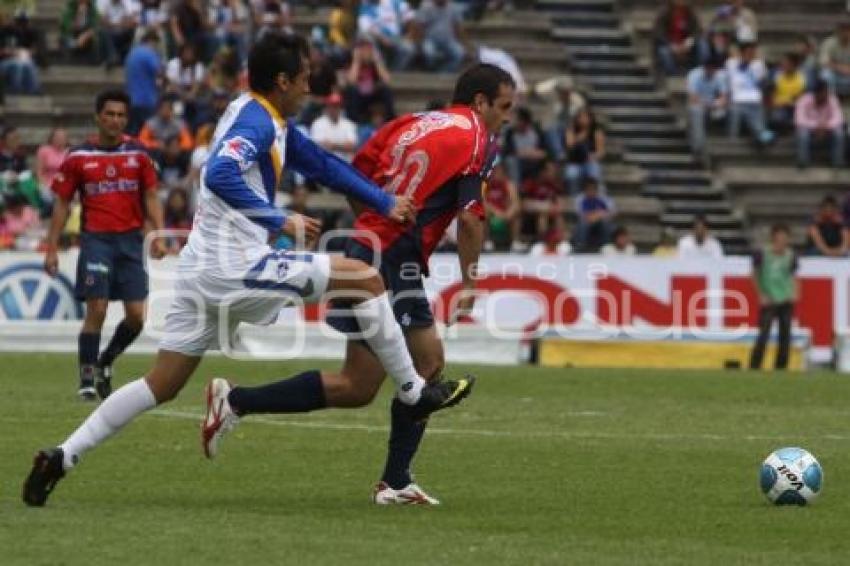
left=201, top=378, right=239, bottom=459
left=372, top=481, right=440, bottom=505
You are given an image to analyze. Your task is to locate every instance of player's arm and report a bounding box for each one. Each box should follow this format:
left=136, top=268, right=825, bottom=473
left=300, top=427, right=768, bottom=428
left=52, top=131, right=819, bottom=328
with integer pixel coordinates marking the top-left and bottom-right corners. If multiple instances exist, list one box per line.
left=44, top=157, right=79, bottom=276
left=138, top=152, right=168, bottom=258
left=285, top=125, right=414, bottom=224
left=452, top=175, right=486, bottom=324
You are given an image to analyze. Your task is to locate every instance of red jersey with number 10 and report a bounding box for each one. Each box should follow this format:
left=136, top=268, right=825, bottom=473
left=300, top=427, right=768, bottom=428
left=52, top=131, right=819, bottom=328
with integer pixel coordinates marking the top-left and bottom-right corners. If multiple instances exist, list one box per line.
left=51, top=137, right=158, bottom=233
left=352, top=106, right=493, bottom=268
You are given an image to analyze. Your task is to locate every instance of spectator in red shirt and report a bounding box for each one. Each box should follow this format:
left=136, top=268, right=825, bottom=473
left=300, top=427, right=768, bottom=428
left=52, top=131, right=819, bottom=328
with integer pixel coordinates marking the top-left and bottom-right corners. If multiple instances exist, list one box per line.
left=45, top=89, right=166, bottom=400
left=653, top=0, right=705, bottom=75
left=521, top=159, right=564, bottom=242
left=795, top=79, right=846, bottom=169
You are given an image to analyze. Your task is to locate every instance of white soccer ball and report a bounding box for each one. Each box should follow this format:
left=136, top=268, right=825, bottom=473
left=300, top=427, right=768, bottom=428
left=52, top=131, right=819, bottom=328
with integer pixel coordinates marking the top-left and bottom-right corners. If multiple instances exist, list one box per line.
left=759, top=447, right=823, bottom=505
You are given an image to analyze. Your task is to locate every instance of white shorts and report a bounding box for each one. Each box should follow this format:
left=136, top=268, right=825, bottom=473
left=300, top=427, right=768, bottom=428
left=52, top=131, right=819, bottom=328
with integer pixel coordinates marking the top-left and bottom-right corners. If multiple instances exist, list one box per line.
left=158, top=250, right=331, bottom=356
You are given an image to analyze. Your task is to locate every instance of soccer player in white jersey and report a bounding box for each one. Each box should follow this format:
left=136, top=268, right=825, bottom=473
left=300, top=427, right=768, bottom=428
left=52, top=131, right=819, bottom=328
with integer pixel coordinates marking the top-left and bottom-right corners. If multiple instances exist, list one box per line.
left=23, top=32, right=474, bottom=507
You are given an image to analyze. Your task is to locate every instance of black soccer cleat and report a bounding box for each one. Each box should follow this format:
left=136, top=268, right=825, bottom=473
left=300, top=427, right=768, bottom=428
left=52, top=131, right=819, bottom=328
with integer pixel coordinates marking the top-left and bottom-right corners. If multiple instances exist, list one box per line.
left=23, top=448, right=66, bottom=507
left=96, top=365, right=113, bottom=400
left=399, top=375, right=476, bottom=422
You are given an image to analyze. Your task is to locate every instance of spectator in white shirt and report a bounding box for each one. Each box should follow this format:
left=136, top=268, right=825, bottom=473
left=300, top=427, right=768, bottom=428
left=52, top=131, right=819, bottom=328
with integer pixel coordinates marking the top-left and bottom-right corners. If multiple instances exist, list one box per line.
left=309, top=92, right=359, bottom=162
left=99, top=0, right=138, bottom=66
left=357, top=0, right=415, bottom=71
left=529, top=227, right=572, bottom=257
left=601, top=226, right=636, bottom=256
left=726, top=42, right=774, bottom=145
left=678, top=215, right=724, bottom=259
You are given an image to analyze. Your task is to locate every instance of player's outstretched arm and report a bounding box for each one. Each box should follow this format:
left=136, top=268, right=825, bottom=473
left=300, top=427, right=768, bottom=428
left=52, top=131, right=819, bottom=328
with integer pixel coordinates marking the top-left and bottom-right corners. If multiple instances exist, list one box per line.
left=285, top=126, right=400, bottom=219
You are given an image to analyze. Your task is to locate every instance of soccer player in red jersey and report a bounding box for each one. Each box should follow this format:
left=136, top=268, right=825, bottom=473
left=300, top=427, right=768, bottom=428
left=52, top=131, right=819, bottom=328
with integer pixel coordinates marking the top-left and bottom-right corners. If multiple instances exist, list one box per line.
left=206, top=64, right=516, bottom=504
left=45, top=90, right=167, bottom=401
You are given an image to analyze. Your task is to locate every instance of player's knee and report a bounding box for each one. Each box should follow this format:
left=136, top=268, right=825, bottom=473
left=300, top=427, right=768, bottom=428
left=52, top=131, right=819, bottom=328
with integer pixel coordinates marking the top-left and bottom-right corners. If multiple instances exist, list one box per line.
left=124, top=312, right=145, bottom=332
left=359, top=266, right=385, bottom=297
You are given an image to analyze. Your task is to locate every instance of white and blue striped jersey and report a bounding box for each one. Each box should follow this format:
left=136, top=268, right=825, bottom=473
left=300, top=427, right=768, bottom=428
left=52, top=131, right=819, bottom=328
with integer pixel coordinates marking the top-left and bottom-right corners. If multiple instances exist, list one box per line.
left=184, top=92, right=395, bottom=274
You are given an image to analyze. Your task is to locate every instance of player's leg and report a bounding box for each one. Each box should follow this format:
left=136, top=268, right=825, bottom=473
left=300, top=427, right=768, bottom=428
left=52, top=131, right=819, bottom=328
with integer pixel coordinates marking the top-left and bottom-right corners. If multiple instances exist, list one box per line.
left=375, top=324, right=445, bottom=505
left=95, top=231, right=150, bottom=398
left=22, top=350, right=201, bottom=507
left=95, top=300, right=145, bottom=399
left=78, top=298, right=108, bottom=400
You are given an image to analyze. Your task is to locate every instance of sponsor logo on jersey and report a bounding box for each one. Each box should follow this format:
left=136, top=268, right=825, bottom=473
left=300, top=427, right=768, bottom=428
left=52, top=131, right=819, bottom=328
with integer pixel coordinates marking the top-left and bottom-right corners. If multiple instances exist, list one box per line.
left=397, top=112, right=471, bottom=147
left=218, top=136, right=258, bottom=171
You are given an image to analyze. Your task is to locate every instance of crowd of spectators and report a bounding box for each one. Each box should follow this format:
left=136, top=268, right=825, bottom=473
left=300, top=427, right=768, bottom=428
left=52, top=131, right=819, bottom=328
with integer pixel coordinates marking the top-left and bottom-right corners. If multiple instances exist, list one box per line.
left=663, top=0, right=849, bottom=168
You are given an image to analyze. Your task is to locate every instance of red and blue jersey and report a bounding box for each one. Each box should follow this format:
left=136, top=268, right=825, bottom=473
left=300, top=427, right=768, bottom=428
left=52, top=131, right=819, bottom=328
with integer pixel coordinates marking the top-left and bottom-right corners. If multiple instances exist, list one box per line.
left=52, top=137, right=158, bottom=233
left=352, top=106, right=495, bottom=270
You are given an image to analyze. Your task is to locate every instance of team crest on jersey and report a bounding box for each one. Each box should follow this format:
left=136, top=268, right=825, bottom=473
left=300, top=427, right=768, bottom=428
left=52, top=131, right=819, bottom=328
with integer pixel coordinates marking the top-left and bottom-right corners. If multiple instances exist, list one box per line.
left=218, top=136, right=257, bottom=171
left=398, top=112, right=472, bottom=147
left=105, top=165, right=117, bottom=177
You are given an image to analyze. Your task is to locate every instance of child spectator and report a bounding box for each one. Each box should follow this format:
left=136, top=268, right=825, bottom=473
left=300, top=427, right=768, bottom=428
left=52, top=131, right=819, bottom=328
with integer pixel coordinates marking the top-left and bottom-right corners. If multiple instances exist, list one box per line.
left=521, top=159, right=564, bottom=243
left=573, top=175, right=614, bottom=253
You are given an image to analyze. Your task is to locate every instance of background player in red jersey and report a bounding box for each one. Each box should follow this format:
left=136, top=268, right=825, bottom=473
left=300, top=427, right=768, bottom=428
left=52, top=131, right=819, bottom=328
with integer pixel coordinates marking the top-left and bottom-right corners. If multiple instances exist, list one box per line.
left=208, top=64, right=516, bottom=504
left=45, top=90, right=166, bottom=400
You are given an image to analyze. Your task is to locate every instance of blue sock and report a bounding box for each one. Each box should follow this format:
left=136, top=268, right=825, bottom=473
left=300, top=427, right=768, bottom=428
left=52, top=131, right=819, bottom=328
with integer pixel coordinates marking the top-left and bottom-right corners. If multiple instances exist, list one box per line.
left=227, top=370, right=326, bottom=415
left=78, top=332, right=100, bottom=383
left=381, top=398, right=428, bottom=489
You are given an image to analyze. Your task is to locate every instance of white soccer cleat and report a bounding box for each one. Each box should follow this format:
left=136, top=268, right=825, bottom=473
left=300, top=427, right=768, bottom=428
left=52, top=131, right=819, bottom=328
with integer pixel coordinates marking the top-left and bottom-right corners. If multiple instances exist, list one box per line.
left=372, top=481, right=440, bottom=505
left=201, top=378, right=239, bottom=459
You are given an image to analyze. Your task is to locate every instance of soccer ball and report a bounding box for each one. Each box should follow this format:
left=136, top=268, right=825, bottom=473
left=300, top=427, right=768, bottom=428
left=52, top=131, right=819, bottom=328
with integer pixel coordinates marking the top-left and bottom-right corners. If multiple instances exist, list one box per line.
left=759, top=447, right=823, bottom=506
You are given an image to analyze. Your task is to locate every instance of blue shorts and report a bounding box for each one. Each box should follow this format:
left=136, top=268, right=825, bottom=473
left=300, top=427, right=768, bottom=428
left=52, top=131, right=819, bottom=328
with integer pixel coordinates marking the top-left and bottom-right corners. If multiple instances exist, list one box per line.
left=326, top=240, right=434, bottom=335
left=76, top=231, right=148, bottom=302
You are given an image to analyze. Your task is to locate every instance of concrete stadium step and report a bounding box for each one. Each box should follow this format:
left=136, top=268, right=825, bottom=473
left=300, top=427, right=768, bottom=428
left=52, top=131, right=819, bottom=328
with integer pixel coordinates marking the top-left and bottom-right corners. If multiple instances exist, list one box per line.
left=568, top=45, right=637, bottom=62
left=661, top=213, right=743, bottom=230
left=598, top=107, right=675, bottom=123
left=616, top=138, right=690, bottom=153
left=646, top=170, right=713, bottom=186
left=537, top=0, right=615, bottom=13
left=580, top=75, right=657, bottom=92
left=643, top=185, right=726, bottom=201
left=571, top=59, right=649, bottom=77
left=625, top=152, right=700, bottom=170
left=607, top=122, right=684, bottom=138
left=665, top=200, right=733, bottom=215
left=551, top=27, right=631, bottom=47
left=550, top=11, right=620, bottom=28
left=588, top=91, right=667, bottom=108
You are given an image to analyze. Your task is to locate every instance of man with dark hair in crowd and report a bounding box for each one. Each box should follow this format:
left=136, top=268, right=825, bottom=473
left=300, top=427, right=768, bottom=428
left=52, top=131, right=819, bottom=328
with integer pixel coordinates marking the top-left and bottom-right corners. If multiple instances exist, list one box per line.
left=807, top=196, right=848, bottom=256
left=653, top=0, right=705, bottom=75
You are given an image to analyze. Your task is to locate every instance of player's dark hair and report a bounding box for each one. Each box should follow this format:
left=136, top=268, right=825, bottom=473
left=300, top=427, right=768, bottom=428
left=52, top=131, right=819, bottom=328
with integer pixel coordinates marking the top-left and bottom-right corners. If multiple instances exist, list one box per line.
left=248, top=32, right=309, bottom=93
left=771, top=223, right=790, bottom=236
left=451, top=63, right=515, bottom=105
left=95, top=89, right=130, bottom=114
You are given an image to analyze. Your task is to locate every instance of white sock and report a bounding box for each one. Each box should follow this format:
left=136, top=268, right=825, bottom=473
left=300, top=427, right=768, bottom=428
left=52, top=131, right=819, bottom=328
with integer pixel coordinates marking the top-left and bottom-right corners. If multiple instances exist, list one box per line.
left=60, top=378, right=157, bottom=470
left=353, top=293, right=425, bottom=404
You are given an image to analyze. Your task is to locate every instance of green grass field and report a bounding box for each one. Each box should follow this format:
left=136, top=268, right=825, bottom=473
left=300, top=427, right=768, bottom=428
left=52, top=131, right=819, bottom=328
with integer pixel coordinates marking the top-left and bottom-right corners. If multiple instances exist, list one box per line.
left=2, top=354, right=850, bottom=565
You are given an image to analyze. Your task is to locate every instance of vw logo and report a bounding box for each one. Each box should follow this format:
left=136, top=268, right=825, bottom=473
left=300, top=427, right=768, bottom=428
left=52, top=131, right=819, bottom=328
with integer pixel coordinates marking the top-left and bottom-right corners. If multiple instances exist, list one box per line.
left=0, top=263, right=83, bottom=320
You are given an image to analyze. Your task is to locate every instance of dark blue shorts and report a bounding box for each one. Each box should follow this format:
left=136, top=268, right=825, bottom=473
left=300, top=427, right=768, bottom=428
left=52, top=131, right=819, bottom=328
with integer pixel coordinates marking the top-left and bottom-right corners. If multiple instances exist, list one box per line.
left=76, top=231, right=148, bottom=302
left=326, top=240, right=434, bottom=335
